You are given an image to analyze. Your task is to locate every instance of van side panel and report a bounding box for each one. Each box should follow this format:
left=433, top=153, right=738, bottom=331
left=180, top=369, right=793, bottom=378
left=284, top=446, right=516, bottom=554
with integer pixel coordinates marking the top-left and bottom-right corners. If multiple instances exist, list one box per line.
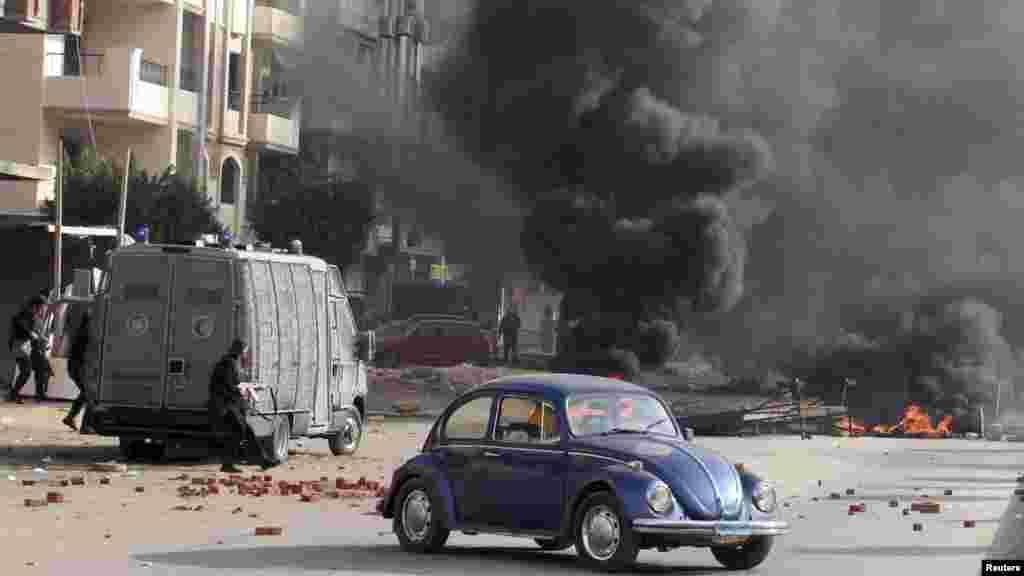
left=311, top=269, right=330, bottom=426
left=290, top=264, right=315, bottom=414
left=250, top=261, right=279, bottom=397
left=270, top=262, right=299, bottom=410
left=165, top=256, right=233, bottom=410
left=237, top=261, right=259, bottom=388
left=99, top=254, right=171, bottom=407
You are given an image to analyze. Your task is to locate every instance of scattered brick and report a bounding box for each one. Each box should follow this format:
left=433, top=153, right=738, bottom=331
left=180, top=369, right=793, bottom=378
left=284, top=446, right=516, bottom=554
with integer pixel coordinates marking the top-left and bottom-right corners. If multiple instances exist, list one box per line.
left=99, top=478, right=110, bottom=485
left=58, top=479, right=70, bottom=487
left=232, top=507, right=243, bottom=514
left=263, top=475, right=273, bottom=482
left=320, top=476, right=329, bottom=482
left=848, top=503, right=866, bottom=514
left=70, top=477, right=85, bottom=486
left=376, top=486, right=388, bottom=498
left=845, top=488, right=855, bottom=496
left=943, top=489, right=953, bottom=496
left=172, top=505, right=190, bottom=511
left=902, top=509, right=910, bottom=516
left=208, top=485, right=220, bottom=495
left=46, top=492, right=64, bottom=504
left=24, top=499, right=47, bottom=508
left=21, top=480, right=36, bottom=487
left=911, top=501, right=941, bottom=514
left=135, top=486, right=145, bottom=493
left=172, top=474, right=189, bottom=481
left=254, top=526, right=283, bottom=536
left=325, top=490, right=341, bottom=499
left=912, top=523, right=923, bottom=532
left=963, top=520, right=976, bottom=528
left=206, top=478, right=217, bottom=486
left=829, top=493, right=841, bottom=500
left=1014, top=488, right=1024, bottom=496
left=301, top=493, right=321, bottom=503
left=191, top=478, right=206, bottom=486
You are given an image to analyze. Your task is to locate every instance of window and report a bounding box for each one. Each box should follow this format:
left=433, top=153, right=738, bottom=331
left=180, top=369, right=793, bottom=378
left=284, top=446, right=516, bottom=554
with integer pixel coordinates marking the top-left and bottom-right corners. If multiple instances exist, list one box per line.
left=122, top=283, right=160, bottom=301
left=220, top=157, right=240, bottom=204
left=566, top=394, right=677, bottom=438
left=496, top=397, right=560, bottom=444
left=442, top=396, right=493, bottom=441
left=228, top=53, right=242, bottom=111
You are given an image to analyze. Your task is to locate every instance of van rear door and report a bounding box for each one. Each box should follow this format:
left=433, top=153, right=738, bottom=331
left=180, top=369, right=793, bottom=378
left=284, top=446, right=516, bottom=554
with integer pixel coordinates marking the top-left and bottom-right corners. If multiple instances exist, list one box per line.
left=164, top=256, right=233, bottom=411
left=99, top=253, right=171, bottom=408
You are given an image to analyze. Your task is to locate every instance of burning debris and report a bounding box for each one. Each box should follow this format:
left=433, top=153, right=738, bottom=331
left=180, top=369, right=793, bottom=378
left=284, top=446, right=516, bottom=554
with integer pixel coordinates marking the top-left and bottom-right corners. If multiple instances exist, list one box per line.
left=427, top=1, right=772, bottom=373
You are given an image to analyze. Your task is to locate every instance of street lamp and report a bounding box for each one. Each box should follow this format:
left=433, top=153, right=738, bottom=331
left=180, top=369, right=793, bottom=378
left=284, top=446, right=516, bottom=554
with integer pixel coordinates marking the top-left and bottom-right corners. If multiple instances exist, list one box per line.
left=842, top=378, right=857, bottom=437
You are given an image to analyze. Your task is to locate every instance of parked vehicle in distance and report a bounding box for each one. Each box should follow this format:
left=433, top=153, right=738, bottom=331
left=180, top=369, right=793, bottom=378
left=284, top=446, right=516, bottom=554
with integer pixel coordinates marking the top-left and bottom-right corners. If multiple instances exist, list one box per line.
left=378, top=373, right=790, bottom=572
left=375, top=316, right=495, bottom=368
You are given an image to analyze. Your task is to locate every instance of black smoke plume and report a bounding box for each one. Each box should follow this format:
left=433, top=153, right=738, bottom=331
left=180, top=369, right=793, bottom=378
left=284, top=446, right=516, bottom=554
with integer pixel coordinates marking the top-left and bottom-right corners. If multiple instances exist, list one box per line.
left=427, top=1, right=771, bottom=373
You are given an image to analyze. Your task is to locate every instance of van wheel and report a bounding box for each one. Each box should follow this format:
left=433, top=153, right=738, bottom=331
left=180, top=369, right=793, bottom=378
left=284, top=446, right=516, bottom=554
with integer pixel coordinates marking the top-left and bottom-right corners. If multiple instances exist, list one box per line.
left=328, top=409, right=362, bottom=456
left=118, top=437, right=141, bottom=460
left=262, top=417, right=291, bottom=465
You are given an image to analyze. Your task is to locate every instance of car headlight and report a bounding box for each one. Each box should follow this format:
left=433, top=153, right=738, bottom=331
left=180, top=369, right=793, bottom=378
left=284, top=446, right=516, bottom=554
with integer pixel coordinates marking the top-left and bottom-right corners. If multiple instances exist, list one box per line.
left=752, top=482, right=777, bottom=514
left=646, top=481, right=674, bottom=515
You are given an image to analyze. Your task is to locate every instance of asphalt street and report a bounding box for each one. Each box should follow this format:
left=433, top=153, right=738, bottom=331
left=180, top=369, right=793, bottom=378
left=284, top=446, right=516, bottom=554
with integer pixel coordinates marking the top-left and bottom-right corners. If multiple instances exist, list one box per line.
left=25, top=426, right=1020, bottom=576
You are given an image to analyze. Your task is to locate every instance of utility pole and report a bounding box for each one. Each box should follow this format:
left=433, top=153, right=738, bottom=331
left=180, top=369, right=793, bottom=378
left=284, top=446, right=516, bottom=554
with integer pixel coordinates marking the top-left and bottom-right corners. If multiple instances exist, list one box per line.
left=53, top=137, right=64, bottom=296
left=117, top=149, right=132, bottom=247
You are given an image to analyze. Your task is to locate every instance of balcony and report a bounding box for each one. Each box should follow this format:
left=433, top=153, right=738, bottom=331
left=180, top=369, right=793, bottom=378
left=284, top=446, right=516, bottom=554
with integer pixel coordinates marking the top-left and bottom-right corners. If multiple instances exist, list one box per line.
left=44, top=46, right=169, bottom=125
left=253, top=0, right=303, bottom=47
left=249, top=94, right=299, bottom=154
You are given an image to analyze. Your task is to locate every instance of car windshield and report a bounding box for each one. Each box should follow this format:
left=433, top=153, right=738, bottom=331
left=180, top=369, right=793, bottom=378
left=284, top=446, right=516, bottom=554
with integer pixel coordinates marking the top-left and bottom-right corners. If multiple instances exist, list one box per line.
left=566, top=394, right=677, bottom=437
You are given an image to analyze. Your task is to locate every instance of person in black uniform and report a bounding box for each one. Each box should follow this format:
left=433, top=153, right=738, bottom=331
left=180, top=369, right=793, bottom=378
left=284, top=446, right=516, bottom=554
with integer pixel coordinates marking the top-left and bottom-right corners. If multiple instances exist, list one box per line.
left=62, top=310, right=91, bottom=430
left=8, top=297, right=48, bottom=403
left=209, top=339, right=272, bottom=472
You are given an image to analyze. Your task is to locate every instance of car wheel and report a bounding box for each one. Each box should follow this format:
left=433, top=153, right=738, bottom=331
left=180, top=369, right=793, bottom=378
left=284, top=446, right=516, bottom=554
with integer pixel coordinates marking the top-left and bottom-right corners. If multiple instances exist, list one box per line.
left=574, top=491, right=638, bottom=572
left=535, top=538, right=571, bottom=551
left=394, top=479, right=450, bottom=553
left=262, top=416, right=291, bottom=466
left=711, top=535, right=774, bottom=570
left=328, top=409, right=362, bottom=456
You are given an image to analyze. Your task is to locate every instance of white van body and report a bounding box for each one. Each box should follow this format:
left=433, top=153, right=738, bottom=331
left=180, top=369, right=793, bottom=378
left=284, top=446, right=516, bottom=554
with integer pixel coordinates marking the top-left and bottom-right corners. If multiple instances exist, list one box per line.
left=83, top=243, right=370, bottom=459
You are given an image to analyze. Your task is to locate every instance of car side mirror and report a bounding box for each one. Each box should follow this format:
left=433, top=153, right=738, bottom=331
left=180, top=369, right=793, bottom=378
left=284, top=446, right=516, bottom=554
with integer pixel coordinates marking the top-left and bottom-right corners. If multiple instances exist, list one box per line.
left=356, top=331, right=375, bottom=363
left=682, top=427, right=695, bottom=442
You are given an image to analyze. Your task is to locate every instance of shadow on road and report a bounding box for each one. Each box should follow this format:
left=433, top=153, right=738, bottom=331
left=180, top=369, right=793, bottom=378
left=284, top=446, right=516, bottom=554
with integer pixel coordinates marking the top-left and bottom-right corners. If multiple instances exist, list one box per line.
left=791, top=545, right=988, bottom=557
left=0, top=443, right=120, bottom=468
left=136, top=544, right=727, bottom=574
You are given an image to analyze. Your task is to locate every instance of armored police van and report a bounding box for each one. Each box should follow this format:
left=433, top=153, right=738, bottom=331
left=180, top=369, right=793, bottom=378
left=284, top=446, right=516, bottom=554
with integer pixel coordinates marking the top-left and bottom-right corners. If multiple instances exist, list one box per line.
left=80, top=242, right=372, bottom=463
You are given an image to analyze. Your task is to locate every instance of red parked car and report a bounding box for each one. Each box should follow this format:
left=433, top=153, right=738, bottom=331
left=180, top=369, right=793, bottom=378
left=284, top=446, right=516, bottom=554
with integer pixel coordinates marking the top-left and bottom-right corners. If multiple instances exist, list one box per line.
left=375, top=318, right=495, bottom=367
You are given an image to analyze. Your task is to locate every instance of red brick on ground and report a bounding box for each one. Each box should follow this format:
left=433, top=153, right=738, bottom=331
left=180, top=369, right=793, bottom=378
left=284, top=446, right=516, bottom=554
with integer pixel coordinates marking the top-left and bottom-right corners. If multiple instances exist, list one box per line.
left=254, top=526, right=283, bottom=536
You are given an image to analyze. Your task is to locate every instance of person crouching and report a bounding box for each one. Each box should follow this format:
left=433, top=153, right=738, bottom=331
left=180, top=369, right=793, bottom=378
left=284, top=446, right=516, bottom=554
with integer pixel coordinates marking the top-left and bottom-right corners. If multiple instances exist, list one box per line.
left=208, top=339, right=272, bottom=473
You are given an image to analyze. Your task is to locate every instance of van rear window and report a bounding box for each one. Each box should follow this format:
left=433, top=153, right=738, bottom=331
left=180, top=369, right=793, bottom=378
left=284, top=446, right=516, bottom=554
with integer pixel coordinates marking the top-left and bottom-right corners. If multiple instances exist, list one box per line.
left=123, top=283, right=160, bottom=301
left=186, top=287, right=224, bottom=306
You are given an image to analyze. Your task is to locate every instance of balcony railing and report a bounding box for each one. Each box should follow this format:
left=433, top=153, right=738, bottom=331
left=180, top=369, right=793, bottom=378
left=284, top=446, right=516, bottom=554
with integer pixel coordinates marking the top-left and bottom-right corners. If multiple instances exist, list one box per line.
left=255, top=0, right=301, bottom=16
left=251, top=92, right=295, bottom=119
left=45, top=51, right=103, bottom=77
left=140, top=59, right=168, bottom=86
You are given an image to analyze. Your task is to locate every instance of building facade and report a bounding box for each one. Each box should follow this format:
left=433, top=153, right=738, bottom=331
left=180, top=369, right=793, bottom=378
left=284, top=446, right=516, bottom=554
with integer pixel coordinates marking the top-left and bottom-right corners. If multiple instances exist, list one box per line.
left=0, top=0, right=305, bottom=238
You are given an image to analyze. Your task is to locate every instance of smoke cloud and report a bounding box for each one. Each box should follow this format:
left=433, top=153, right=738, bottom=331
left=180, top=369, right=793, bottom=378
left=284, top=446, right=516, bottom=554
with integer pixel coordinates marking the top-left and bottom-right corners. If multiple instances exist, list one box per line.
left=662, top=1, right=1024, bottom=378
left=428, top=0, right=771, bottom=368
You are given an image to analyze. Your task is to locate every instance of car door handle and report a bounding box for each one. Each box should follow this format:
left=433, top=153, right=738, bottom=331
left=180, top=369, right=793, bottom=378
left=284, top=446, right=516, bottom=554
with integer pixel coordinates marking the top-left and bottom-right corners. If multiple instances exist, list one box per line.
left=483, top=451, right=499, bottom=457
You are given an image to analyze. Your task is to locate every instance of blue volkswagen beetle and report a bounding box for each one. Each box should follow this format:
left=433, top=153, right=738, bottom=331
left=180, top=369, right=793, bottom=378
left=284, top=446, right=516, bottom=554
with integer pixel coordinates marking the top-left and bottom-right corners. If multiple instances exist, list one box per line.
left=379, top=374, right=790, bottom=571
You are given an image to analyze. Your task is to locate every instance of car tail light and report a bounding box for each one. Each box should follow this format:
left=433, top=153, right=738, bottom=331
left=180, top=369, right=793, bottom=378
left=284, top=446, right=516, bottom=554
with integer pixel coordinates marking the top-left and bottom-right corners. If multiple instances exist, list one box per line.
left=607, top=372, right=625, bottom=380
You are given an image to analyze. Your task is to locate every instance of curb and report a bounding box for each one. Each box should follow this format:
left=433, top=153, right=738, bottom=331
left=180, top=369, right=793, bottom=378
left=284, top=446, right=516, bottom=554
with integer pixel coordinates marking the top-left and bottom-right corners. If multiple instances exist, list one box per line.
left=366, top=410, right=440, bottom=421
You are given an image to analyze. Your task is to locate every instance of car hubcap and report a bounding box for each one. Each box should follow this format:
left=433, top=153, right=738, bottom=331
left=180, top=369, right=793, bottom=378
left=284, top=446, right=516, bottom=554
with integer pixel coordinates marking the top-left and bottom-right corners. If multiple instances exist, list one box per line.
left=276, top=423, right=288, bottom=459
left=341, top=416, right=359, bottom=450
left=402, top=489, right=431, bottom=542
left=581, top=505, right=620, bottom=561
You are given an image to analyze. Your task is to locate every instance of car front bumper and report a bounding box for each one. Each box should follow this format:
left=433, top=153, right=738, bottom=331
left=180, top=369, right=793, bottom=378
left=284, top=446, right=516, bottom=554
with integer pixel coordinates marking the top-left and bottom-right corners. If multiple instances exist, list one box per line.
left=632, top=518, right=790, bottom=541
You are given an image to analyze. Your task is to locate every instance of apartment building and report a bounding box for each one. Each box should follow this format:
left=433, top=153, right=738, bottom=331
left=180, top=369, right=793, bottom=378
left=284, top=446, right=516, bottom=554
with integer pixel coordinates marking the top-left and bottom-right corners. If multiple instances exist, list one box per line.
left=0, top=0, right=305, bottom=238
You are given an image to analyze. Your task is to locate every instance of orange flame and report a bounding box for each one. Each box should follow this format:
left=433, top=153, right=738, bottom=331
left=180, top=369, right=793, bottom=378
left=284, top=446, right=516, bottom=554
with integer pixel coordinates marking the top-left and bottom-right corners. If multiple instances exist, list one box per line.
left=870, top=405, right=953, bottom=438
left=835, top=416, right=866, bottom=436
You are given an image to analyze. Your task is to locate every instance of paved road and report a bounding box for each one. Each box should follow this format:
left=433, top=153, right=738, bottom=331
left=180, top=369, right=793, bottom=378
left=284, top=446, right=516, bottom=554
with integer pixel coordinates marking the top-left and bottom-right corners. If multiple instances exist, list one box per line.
left=29, top=430, right=1021, bottom=576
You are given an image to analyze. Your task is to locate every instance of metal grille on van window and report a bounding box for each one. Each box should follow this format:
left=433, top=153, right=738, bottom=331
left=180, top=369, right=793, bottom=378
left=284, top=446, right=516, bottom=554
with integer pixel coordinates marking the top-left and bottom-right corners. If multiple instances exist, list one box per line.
left=123, top=284, right=160, bottom=300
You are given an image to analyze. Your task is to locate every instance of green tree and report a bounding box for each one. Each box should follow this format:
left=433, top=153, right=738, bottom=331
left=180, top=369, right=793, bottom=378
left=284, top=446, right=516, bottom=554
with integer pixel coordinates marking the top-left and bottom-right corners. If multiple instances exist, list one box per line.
left=248, top=177, right=376, bottom=271
left=49, top=147, right=223, bottom=244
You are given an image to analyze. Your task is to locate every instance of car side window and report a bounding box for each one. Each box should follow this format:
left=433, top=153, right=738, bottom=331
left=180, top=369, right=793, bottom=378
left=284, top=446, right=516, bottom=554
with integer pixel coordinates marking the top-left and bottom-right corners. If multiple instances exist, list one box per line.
left=442, top=395, right=494, bottom=441
left=495, top=396, right=561, bottom=444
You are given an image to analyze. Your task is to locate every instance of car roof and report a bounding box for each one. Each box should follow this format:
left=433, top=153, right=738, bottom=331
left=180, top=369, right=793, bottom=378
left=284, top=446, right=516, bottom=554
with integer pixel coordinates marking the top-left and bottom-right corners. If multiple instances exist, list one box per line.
left=474, top=373, right=653, bottom=399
